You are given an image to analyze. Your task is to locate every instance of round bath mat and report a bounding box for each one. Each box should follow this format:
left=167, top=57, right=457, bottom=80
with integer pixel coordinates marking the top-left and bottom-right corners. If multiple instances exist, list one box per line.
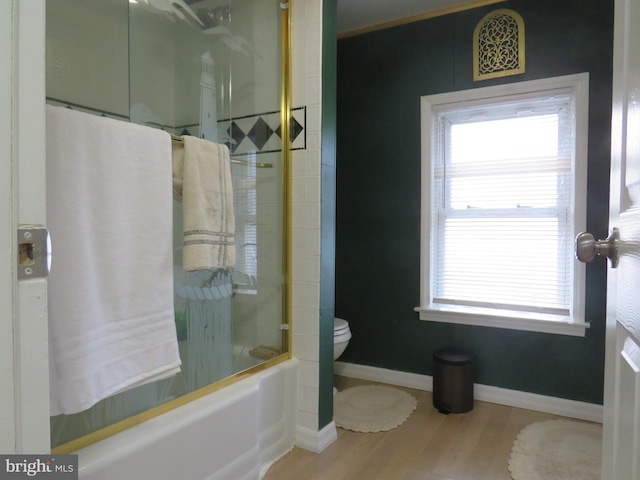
left=333, top=384, right=417, bottom=433
left=508, top=419, right=602, bottom=480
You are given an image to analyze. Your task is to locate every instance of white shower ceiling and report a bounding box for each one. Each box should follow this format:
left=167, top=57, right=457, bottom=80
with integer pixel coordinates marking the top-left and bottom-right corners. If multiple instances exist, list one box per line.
left=337, top=0, right=500, bottom=33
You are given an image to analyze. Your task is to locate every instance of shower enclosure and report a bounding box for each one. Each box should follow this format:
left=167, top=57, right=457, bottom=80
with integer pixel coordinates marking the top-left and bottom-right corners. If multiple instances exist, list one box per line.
left=46, top=0, right=293, bottom=451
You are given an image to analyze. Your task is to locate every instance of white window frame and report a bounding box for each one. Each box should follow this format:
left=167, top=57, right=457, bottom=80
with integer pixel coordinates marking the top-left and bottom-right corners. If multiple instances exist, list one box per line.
left=415, top=73, right=590, bottom=337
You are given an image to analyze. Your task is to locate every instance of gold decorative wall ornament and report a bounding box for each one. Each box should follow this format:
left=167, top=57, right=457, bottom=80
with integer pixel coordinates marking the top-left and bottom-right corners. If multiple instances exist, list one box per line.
left=473, top=9, right=525, bottom=81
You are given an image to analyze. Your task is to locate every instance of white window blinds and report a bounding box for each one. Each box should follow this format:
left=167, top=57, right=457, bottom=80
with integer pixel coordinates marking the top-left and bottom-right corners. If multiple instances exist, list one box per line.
left=232, top=160, right=258, bottom=287
left=431, top=92, right=576, bottom=316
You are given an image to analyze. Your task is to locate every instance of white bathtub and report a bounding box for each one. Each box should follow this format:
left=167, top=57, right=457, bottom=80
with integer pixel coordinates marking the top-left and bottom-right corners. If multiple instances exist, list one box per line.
left=76, top=359, right=298, bottom=480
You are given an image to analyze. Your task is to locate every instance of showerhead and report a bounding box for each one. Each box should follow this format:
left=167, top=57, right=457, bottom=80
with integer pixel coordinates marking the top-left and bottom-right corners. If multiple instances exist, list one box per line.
left=133, top=0, right=257, bottom=58
left=134, top=0, right=205, bottom=27
left=196, top=5, right=232, bottom=28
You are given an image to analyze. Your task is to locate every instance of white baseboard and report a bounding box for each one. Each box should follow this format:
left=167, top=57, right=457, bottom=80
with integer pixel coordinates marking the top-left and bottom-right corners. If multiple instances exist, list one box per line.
left=335, top=361, right=603, bottom=423
left=295, top=421, right=338, bottom=453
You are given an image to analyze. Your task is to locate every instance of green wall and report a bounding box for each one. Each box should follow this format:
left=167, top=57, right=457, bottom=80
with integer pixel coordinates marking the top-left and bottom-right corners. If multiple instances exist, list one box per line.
left=335, top=0, right=613, bottom=404
left=319, top=0, right=338, bottom=429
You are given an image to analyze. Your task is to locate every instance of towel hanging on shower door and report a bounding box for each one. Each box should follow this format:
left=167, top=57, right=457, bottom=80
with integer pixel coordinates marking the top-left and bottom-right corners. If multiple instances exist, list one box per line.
left=46, top=105, right=181, bottom=416
left=172, top=135, right=236, bottom=271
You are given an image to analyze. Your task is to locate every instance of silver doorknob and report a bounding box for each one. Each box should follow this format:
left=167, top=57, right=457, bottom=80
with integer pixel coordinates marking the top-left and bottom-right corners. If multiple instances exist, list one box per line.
left=575, top=227, right=619, bottom=268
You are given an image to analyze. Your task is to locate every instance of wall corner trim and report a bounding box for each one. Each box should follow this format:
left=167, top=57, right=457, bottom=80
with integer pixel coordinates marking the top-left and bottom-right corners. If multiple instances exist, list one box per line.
left=335, top=362, right=603, bottom=423
left=295, top=422, right=338, bottom=453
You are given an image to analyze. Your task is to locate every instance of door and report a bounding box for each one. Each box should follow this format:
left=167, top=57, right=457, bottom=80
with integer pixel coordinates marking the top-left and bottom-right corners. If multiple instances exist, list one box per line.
left=601, top=0, right=640, bottom=477
left=0, top=0, right=50, bottom=453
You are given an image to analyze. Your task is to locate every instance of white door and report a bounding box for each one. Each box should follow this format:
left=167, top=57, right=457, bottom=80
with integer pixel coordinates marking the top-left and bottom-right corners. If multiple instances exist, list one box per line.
left=598, top=0, right=640, bottom=477
left=0, top=0, right=50, bottom=453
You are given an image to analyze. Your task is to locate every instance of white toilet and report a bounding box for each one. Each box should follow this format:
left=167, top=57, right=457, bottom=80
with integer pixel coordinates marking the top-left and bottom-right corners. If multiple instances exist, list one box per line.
left=333, top=317, right=352, bottom=360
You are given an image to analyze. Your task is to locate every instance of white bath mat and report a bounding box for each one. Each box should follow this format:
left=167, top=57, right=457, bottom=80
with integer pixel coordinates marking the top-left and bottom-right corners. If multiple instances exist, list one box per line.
left=333, top=385, right=417, bottom=433
left=508, top=419, right=602, bottom=480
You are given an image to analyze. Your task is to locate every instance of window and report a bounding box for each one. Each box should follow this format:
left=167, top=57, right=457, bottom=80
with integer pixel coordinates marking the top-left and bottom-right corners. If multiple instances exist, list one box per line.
left=416, top=74, right=589, bottom=336
left=231, top=156, right=258, bottom=293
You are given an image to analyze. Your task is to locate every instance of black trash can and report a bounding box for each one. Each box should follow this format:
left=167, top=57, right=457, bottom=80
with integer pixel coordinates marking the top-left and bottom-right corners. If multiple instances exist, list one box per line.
left=433, top=347, right=474, bottom=414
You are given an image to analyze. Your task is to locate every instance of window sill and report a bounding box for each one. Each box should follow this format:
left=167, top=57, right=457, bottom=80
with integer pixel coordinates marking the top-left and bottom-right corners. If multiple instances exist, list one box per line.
left=414, top=306, right=589, bottom=337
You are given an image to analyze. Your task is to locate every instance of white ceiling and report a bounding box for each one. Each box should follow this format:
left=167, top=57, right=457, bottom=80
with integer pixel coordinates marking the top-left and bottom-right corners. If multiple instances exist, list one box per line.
left=337, top=0, right=485, bottom=34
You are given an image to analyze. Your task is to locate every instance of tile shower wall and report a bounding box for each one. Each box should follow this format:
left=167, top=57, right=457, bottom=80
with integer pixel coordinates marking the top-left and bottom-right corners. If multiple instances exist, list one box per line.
left=291, top=0, right=325, bottom=437
left=46, top=0, right=128, bottom=116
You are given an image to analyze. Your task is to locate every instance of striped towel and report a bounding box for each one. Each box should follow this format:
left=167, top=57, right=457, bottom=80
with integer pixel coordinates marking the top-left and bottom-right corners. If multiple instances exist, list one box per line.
left=173, top=135, right=235, bottom=270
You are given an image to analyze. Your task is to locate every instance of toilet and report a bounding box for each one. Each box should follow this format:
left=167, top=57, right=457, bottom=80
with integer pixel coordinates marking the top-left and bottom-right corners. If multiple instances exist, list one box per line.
left=333, top=317, right=352, bottom=360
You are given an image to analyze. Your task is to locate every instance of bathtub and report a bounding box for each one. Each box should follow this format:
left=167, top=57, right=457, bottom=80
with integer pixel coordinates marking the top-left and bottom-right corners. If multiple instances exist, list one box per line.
left=76, top=358, right=298, bottom=480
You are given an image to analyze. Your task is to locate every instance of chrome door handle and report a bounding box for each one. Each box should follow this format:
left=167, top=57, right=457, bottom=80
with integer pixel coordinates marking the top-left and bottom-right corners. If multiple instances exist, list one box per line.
left=575, top=227, right=619, bottom=268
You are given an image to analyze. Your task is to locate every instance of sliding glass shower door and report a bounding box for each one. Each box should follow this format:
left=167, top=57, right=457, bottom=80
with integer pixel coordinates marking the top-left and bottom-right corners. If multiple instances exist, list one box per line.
left=46, top=0, right=290, bottom=451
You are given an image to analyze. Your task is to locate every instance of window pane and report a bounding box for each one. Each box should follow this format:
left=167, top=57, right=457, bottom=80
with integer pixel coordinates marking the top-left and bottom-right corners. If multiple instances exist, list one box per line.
left=431, top=94, right=575, bottom=316
left=447, top=172, right=568, bottom=209
left=434, top=217, right=571, bottom=311
left=450, top=115, right=560, bottom=163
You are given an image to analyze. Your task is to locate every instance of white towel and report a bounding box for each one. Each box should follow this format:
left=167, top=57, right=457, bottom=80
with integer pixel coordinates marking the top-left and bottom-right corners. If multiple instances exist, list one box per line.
left=46, top=106, right=181, bottom=416
left=173, top=135, right=235, bottom=271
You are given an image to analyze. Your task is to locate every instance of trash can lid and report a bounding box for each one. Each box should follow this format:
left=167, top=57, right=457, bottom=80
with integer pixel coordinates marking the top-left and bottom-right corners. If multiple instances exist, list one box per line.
left=434, top=347, right=473, bottom=365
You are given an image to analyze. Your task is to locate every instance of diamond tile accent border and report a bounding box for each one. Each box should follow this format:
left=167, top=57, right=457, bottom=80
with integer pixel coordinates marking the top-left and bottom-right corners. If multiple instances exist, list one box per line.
left=229, top=106, right=306, bottom=155
left=45, top=99, right=306, bottom=157
left=247, top=117, right=274, bottom=150
left=179, top=106, right=306, bottom=156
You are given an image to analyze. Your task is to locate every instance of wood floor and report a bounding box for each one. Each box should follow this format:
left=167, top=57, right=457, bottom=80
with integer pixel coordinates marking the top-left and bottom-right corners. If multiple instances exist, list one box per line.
left=263, top=376, right=566, bottom=480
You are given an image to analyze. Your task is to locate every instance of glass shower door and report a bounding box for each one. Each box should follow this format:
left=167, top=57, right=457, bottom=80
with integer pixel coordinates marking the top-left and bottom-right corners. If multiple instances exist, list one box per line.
left=129, top=0, right=286, bottom=390
left=47, top=0, right=288, bottom=450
